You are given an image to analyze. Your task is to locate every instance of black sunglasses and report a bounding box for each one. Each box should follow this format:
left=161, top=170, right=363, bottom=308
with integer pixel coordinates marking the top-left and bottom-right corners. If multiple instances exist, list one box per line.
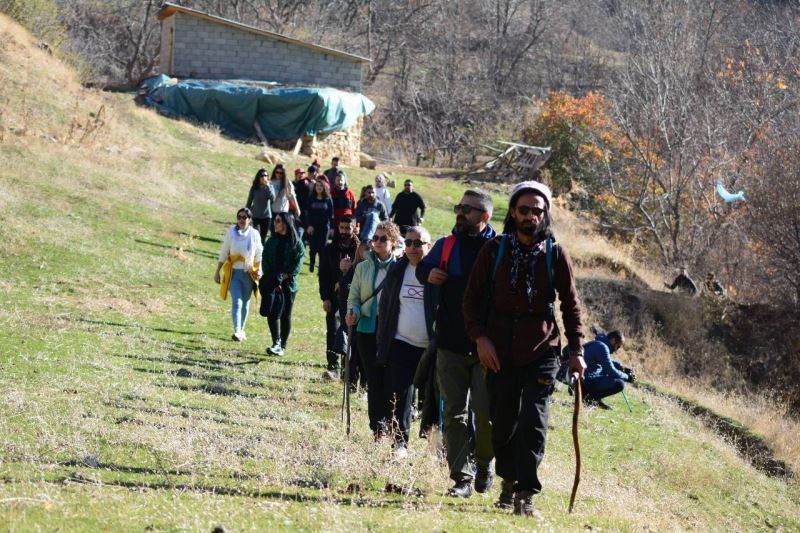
left=453, top=204, right=485, bottom=215
left=372, top=235, right=389, bottom=243
left=237, top=214, right=250, bottom=220
left=404, top=239, right=428, bottom=248
left=516, top=205, right=545, bottom=216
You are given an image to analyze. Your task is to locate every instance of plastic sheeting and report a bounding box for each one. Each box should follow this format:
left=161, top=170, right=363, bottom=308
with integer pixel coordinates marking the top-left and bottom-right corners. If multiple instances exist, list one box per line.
left=140, top=74, right=375, bottom=140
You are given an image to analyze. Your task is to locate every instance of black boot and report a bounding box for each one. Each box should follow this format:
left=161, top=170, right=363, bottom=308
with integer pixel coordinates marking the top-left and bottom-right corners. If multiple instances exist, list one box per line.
left=446, top=479, right=473, bottom=498
left=475, top=464, right=495, bottom=493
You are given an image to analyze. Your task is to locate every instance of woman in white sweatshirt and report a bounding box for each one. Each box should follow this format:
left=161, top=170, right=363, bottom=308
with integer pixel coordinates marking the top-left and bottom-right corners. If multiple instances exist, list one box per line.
left=214, top=207, right=264, bottom=341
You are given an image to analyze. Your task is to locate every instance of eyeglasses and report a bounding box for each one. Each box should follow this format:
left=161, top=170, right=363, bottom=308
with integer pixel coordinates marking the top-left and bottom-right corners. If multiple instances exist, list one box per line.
left=237, top=214, right=250, bottom=220
left=372, top=235, right=389, bottom=243
left=453, top=204, right=485, bottom=215
left=515, top=205, right=545, bottom=216
left=404, top=239, right=428, bottom=248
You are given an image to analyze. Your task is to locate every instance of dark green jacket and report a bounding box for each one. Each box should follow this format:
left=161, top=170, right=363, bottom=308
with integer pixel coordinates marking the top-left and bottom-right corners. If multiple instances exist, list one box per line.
left=261, top=234, right=304, bottom=293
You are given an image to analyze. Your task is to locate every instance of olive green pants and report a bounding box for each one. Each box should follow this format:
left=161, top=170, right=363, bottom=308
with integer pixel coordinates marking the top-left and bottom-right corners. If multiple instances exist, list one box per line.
left=436, top=347, right=494, bottom=481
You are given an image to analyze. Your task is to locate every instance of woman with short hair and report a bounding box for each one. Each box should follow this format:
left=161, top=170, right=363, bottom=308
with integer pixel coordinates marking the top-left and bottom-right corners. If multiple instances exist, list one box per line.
left=376, top=226, right=433, bottom=458
left=214, top=207, right=263, bottom=342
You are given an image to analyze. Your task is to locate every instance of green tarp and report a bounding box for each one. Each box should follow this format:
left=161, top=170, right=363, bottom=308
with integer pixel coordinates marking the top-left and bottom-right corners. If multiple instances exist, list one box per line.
left=140, top=75, right=375, bottom=140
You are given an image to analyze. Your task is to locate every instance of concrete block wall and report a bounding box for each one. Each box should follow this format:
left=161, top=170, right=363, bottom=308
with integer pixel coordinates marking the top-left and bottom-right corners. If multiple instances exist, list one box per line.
left=164, top=13, right=363, bottom=92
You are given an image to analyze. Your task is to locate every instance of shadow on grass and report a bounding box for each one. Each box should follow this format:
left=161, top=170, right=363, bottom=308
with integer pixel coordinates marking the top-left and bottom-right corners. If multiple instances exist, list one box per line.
left=134, top=238, right=218, bottom=260
left=76, top=317, right=204, bottom=337
left=176, top=231, right=222, bottom=244
left=130, top=366, right=298, bottom=389
left=115, top=352, right=262, bottom=373
left=155, top=380, right=262, bottom=399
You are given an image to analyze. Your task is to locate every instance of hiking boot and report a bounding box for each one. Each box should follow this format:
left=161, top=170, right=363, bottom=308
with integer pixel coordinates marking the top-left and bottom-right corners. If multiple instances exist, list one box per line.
left=474, top=464, right=495, bottom=493
left=597, top=399, right=613, bottom=410
left=323, top=369, right=339, bottom=381
left=446, top=479, right=473, bottom=498
left=495, top=479, right=514, bottom=509
left=513, top=490, right=542, bottom=518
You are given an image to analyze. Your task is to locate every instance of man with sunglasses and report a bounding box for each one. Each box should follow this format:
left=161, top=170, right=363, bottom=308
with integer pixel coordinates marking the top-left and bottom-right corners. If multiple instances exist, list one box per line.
left=390, top=179, right=426, bottom=236
left=462, top=179, right=585, bottom=517
left=415, top=189, right=497, bottom=498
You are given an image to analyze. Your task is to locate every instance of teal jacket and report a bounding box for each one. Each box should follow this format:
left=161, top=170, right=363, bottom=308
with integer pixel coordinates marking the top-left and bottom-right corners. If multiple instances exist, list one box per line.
left=347, top=251, right=396, bottom=333
left=261, top=234, right=304, bottom=292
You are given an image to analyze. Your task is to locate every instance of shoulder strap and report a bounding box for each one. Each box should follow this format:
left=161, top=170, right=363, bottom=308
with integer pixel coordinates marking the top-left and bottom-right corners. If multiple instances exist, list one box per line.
left=546, top=237, right=559, bottom=302
left=440, top=235, right=457, bottom=270
left=490, top=235, right=507, bottom=282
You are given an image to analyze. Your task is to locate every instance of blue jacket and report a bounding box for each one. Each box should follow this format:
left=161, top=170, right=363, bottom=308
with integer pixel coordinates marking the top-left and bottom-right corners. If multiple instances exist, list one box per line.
left=583, top=339, right=629, bottom=382
left=416, top=224, right=497, bottom=354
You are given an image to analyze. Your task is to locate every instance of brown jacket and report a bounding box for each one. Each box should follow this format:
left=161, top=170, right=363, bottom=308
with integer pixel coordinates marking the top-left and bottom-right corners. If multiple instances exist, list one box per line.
left=463, top=236, right=584, bottom=367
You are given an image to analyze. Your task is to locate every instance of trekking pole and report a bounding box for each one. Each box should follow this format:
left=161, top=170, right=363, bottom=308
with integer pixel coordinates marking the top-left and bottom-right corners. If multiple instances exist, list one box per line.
left=343, top=324, right=353, bottom=435
left=621, top=389, right=633, bottom=413
left=569, top=372, right=582, bottom=513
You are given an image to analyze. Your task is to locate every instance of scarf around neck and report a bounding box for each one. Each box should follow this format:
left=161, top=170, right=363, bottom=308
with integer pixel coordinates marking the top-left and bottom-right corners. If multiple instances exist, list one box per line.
left=509, top=233, right=545, bottom=310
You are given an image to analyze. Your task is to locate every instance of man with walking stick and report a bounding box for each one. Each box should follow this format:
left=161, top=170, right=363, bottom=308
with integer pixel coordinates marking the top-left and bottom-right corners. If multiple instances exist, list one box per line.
left=463, top=179, right=586, bottom=518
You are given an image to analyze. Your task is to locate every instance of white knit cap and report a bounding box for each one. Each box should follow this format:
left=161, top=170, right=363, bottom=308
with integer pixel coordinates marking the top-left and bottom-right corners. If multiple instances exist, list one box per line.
left=510, top=180, right=552, bottom=209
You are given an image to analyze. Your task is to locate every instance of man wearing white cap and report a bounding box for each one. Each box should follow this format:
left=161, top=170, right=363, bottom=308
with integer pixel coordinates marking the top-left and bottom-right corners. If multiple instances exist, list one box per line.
left=463, top=177, right=586, bottom=517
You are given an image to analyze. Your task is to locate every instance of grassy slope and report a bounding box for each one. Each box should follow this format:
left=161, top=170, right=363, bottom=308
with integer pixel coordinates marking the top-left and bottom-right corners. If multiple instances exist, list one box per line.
left=1, top=14, right=799, bottom=531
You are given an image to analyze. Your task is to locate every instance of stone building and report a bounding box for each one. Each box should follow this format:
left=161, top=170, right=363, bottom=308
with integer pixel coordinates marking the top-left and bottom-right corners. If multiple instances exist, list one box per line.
left=158, top=3, right=368, bottom=92
left=157, top=3, right=372, bottom=165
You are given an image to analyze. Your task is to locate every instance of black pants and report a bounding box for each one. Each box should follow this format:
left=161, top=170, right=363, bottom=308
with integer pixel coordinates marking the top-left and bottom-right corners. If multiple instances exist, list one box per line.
left=252, top=217, right=271, bottom=246
left=267, top=289, right=296, bottom=348
left=487, top=351, right=559, bottom=493
left=385, top=339, right=425, bottom=447
left=325, top=309, right=339, bottom=370
left=357, top=331, right=387, bottom=435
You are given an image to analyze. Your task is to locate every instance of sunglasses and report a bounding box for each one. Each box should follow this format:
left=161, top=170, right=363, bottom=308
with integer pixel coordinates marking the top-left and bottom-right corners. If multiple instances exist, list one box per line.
left=237, top=214, right=250, bottom=220
left=515, top=205, right=545, bottom=216
left=372, top=235, right=389, bottom=243
left=453, top=204, right=485, bottom=215
left=404, top=239, right=428, bottom=248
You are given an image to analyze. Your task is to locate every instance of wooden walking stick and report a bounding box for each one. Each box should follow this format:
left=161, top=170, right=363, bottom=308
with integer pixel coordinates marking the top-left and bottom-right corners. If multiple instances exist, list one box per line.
left=569, top=371, right=582, bottom=513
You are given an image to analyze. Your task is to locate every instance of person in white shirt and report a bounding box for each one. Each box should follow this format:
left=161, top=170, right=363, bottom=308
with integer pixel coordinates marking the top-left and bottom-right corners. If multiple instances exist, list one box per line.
left=374, top=226, right=433, bottom=458
left=214, top=208, right=263, bottom=342
left=375, top=173, right=392, bottom=214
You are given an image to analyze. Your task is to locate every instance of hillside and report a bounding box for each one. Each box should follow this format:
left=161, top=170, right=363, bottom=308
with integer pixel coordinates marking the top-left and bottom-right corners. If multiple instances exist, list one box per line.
left=1, top=14, right=799, bottom=531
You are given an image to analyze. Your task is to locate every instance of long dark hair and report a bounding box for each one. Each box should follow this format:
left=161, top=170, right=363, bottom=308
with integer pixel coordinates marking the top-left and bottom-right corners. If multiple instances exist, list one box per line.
left=503, top=190, right=553, bottom=241
left=313, top=178, right=331, bottom=199
left=251, top=168, right=268, bottom=189
left=273, top=211, right=299, bottom=247
left=271, top=164, right=288, bottom=191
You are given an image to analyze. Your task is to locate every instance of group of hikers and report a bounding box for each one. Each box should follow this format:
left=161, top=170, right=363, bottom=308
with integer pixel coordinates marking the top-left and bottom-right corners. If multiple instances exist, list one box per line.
left=214, top=161, right=641, bottom=517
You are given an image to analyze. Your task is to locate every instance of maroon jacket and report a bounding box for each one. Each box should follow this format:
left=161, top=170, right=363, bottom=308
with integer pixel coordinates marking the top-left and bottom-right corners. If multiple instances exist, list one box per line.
left=463, top=236, right=584, bottom=367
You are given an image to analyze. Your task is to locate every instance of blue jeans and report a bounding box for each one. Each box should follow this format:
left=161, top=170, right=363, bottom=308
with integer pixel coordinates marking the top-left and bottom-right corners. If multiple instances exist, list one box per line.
left=583, top=376, right=625, bottom=401
left=359, top=211, right=380, bottom=242
left=229, top=268, right=255, bottom=333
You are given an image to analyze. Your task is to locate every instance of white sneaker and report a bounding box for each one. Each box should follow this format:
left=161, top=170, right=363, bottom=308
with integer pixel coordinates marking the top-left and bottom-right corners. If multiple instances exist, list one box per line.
left=391, top=446, right=409, bottom=461
left=267, top=343, right=285, bottom=356
left=232, top=331, right=244, bottom=342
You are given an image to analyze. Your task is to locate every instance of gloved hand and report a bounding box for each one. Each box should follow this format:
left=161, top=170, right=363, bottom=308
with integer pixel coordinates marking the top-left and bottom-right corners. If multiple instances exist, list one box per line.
left=626, top=368, right=637, bottom=383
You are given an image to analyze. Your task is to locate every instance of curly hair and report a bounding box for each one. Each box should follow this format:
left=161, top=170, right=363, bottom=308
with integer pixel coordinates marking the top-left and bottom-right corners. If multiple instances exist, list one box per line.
left=374, top=220, right=401, bottom=244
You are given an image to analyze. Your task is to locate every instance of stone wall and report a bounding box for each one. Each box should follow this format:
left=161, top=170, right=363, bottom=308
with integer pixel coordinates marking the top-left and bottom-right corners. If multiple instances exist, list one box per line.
left=301, top=117, right=363, bottom=167
left=161, top=12, right=363, bottom=92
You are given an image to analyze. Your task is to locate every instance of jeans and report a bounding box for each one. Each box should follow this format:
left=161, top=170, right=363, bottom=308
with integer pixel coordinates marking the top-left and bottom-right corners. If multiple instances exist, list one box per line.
left=583, top=376, right=625, bottom=401
left=229, top=268, right=255, bottom=334
left=487, top=351, right=559, bottom=493
left=267, top=289, right=296, bottom=348
left=436, top=347, right=494, bottom=481
left=384, top=339, right=425, bottom=447
left=358, top=211, right=380, bottom=242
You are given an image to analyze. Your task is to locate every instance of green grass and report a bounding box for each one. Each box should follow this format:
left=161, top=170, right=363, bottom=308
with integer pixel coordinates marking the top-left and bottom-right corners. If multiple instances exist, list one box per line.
left=1, top=30, right=800, bottom=528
